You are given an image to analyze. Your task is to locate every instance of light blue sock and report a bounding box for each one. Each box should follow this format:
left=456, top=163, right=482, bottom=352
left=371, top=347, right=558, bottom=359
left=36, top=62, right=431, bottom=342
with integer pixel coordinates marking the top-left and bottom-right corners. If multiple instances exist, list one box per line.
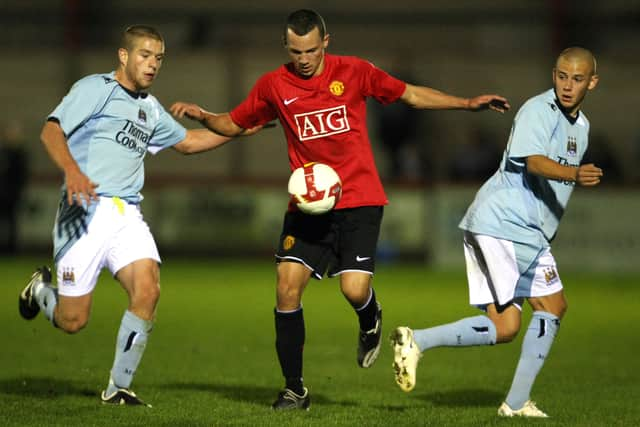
left=505, top=311, right=560, bottom=410
left=413, top=315, right=497, bottom=351
left=106, top=310, right=153, bottom=395
left=33, top=281, right=58, bottom=326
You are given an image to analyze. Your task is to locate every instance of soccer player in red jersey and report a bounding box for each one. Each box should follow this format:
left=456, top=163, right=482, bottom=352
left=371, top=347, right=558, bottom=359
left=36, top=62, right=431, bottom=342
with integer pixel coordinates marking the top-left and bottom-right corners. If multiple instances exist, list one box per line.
left=171, top=9, right=510, bottom=410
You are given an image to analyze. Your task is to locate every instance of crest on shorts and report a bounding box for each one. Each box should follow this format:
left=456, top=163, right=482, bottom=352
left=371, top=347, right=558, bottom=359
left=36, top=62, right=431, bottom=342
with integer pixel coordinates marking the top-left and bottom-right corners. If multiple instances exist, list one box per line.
left=137, top=108, right=147, bottom=124
left=543, top=267, right=558, bottom=284
left=62, top=267, right=76, bottom=286
left=283, top=235, right=295, bottom=251
left=329, top=80, right=344, bottom=96
left=566, top=136, right=577, bottom=156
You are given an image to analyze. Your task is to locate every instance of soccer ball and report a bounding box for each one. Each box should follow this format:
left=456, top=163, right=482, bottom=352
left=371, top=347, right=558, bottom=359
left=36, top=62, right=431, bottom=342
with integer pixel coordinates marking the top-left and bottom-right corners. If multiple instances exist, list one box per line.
left=288, top=162, right=342, bottom=215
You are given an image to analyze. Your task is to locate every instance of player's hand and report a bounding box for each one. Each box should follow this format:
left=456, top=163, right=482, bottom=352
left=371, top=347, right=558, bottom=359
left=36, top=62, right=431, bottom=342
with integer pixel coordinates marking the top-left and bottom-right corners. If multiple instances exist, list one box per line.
left=170, top=102, right=205, bottom=121
left=64, top=168, right=99, bottom=206
left=468, top=95, right=510, bottom=113
left=576, top=163, right=603, bottom=186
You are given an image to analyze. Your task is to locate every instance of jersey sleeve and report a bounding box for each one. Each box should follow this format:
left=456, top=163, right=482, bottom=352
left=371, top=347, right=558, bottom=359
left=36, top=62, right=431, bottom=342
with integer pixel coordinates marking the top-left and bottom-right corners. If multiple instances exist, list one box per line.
left=507, top=100, right=555, bottom=159
left=48, top=75, right=110, bottom=138
left=147, top=102, right=188, bottom=155
left=230, top=73, right=278, bottom=129
left=360, top=60, right=406, bottom=105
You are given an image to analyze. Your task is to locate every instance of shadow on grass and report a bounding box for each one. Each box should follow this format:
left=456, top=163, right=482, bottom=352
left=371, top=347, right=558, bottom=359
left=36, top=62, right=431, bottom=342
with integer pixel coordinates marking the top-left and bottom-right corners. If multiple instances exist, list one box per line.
left=371, top=389, right=502, bottom=412
left=161, top=381, right=358, bottom=408
left=0, top=376, right=96, bottom=398
left=417, top=388, right=504, bottom=407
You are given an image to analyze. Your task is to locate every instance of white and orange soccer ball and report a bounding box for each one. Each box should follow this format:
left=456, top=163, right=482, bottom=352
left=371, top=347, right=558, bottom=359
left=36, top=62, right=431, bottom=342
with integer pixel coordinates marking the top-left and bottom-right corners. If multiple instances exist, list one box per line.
left=288, top=162, right=342, bottom=215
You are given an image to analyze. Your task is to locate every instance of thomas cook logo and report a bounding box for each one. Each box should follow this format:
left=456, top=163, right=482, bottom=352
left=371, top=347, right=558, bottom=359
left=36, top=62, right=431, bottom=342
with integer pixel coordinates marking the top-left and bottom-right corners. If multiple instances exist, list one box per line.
left=329, top=81, right=344, bottom=96
left=62, top=267, right=76, bottom=286
left=566, top=136, right=577, bottom=156
left=137, top=108, right=147, bottom=124
left=543, top=267, right=558, bottom=285
left=283, top=235, right=295, bottom=251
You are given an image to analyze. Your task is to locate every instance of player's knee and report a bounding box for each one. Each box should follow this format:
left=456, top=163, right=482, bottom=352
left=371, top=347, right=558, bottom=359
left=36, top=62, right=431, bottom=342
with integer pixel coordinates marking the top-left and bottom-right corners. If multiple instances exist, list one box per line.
left=276, top=279, right=304, bottom=303
left=57, top=313, right=89, bottom=334
left=340, top=285, right=368, bottom=305
left=556, top=299, right=568, bottom=319
left=496, top=323, right=520, bottom=343
left=135, top=281, right=161, bottom=307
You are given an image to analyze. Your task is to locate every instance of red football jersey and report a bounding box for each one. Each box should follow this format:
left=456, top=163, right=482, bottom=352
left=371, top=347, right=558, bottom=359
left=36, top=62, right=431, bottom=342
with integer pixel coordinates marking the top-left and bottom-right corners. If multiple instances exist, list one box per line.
left=230, top=54, right=406, bottom=209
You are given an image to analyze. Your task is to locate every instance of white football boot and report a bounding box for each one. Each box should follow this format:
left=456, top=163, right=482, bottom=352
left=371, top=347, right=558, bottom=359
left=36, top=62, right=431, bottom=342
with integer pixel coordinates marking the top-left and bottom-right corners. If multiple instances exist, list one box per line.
left=391, top=326, right=422, bottom=392
left=498, top=400, right=549, bottom=418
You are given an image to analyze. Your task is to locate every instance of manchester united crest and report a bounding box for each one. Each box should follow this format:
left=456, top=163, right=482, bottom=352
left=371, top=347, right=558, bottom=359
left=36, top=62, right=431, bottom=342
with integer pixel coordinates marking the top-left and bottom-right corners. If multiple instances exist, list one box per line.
left=329, top=80, right=344, bottom=96
left=283, top=235, right=295, bottom=251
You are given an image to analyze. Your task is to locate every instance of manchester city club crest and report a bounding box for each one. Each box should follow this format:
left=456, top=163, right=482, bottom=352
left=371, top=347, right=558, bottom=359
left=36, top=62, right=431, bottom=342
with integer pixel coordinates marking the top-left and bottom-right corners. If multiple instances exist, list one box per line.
left=62, top=267, right=76, bottom=286
left=543, top=267, right=558, bottom=285
left=138, top=108, right=147, bottom=124
left=566, top=136, right=577, bottom=156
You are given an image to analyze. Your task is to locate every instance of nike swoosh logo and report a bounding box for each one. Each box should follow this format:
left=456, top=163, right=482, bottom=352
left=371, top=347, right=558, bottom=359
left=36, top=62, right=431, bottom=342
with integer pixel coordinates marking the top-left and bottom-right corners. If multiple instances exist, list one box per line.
left=284, top=97, right=299, bottom=105
left=356, top=256, right=371, bottom=262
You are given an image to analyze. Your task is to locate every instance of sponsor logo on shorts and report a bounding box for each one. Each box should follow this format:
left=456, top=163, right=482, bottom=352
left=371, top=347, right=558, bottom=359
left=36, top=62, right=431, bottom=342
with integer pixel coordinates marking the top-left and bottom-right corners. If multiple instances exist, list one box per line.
left=355, top=255, right=371, bottom=262
left=62, top=267, right=76, bottom=286
left=543, top=267, right=558, bottom=285
left=283, top=235, right=295, bottom=251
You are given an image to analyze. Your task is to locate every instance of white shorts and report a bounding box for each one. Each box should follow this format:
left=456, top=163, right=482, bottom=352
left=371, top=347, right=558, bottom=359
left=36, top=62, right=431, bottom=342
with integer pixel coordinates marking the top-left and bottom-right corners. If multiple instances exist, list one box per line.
left=56, top=197, right=161, bottom=297
left=463, top=231, right=563, bottom=309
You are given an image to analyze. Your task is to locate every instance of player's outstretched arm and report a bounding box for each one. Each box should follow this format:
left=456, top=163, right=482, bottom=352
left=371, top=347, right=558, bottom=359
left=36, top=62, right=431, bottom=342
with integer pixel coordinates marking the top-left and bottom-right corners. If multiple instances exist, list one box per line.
left=170, top=102, right=244, bottom=137
left=400, top=84, right=510, bottom=113
left=527, top=155, right=603, bottom=186
left=40, top=121, right=99, bottom=206
left=173, top=129, right=233, bottom=154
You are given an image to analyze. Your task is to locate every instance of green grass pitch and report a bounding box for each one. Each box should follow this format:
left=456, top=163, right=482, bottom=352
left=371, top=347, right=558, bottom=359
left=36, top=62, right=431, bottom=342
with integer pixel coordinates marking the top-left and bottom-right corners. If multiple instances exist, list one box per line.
left=1, top=256, right=638, bottom=426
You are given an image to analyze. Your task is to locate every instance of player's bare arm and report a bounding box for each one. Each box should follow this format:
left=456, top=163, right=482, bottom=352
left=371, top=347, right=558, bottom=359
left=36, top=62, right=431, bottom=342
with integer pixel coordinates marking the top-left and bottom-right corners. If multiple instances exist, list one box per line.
left=173, top=129, right=233, bottom=154
left=170, top=102, right=244, bottom=137
left=527, top=154, right=603, bottom=186
left=40, top=121, right=99, bottom=206
left=400, top=84, right=510, bottom=113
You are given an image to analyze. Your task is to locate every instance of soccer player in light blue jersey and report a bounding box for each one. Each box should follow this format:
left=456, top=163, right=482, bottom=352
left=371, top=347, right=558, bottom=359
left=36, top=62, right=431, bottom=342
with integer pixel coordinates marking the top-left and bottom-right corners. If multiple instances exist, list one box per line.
left=18, top=25, right=258, bottom=406
left=391, top=47, right=603, bottom=418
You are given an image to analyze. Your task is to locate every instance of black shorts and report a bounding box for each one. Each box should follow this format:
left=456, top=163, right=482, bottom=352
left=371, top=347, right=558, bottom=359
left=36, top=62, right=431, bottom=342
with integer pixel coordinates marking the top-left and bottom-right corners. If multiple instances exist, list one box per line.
left=275, top=206, right=384, bottom=279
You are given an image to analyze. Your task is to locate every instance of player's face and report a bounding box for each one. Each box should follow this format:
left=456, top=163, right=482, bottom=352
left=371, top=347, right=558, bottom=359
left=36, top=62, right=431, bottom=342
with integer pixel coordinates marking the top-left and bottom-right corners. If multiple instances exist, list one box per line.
left=552, top=57, right=598, bottom=116
left=119, top=37, right=165, bottom=91
left=285, top=27, right=328, bottom=78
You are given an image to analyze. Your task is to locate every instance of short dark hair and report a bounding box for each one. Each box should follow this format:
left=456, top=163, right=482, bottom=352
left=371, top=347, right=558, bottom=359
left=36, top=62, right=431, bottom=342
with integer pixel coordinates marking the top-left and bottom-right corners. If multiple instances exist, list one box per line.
left=283, top=9, right=326, bottom=44
left=120, top=25, right=164, bottom=51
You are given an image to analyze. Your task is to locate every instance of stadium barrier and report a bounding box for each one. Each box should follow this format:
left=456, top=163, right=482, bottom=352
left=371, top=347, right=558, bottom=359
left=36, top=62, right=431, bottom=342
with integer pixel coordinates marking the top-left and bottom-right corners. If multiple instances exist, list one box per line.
left=17, top=183, right=639, bottom=272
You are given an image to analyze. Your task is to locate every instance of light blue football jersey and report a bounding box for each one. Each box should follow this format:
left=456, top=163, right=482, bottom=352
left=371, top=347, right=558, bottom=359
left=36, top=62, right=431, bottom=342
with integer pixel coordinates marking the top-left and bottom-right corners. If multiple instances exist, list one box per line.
left=49, top=71, right=186, bottom=203
left=459, top=88, right=590, bottom=249
left=49, top=72, right=187, bottom=261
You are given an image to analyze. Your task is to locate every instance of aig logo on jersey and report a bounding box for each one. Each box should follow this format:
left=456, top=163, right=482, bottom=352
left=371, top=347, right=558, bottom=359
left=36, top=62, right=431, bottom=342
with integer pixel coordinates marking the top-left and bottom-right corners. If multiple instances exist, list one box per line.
left=566, top=136, right=577, bottom=156
left=294, top=105, right=350, bottom=141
